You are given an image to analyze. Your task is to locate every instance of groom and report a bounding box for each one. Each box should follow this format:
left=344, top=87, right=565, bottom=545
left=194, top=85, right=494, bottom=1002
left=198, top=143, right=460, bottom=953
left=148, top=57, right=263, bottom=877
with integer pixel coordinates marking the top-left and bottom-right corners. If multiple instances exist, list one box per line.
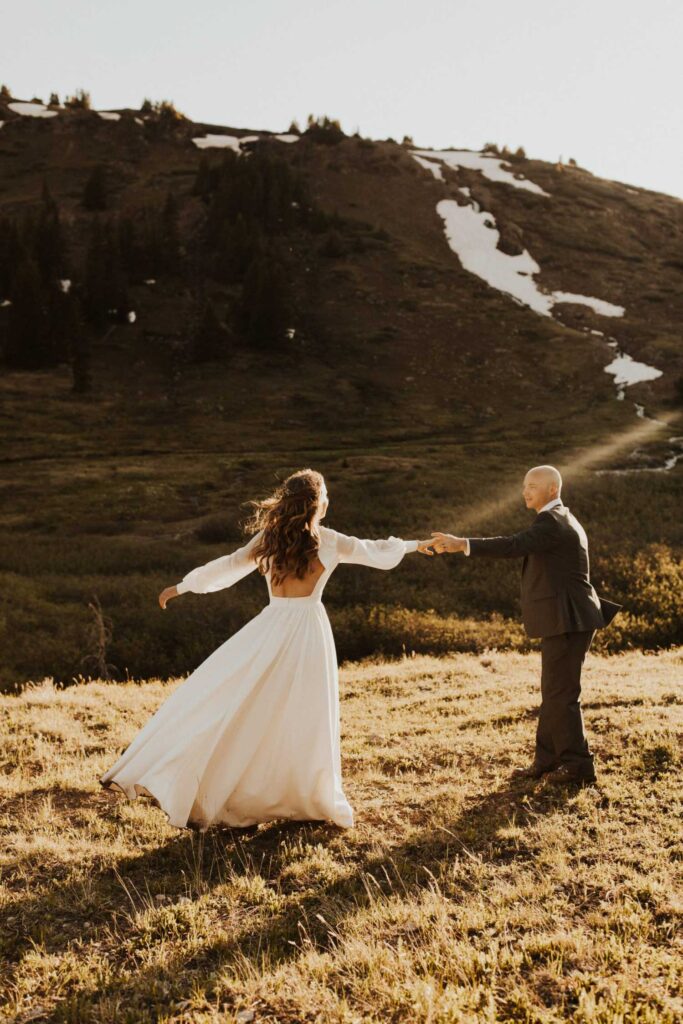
left=430, top=465, right=621, bottom=785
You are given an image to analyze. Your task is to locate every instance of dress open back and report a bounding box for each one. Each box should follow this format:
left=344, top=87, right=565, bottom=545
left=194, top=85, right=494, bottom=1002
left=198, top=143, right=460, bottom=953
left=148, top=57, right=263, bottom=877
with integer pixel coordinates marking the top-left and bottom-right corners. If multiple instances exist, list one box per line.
left=100, top=526, right=418, bottom=830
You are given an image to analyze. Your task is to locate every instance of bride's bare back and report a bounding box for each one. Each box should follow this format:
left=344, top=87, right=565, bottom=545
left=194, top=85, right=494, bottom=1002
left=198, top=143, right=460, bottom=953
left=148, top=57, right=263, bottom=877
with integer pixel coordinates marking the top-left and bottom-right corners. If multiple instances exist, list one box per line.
left=270, top=556, right=326, bottom=598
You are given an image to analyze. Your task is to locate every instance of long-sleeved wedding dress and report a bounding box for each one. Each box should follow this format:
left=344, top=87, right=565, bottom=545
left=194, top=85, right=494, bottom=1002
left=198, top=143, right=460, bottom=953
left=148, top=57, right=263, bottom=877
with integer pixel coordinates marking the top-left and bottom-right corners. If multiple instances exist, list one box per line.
left=100, top=526, right=418, bottom=830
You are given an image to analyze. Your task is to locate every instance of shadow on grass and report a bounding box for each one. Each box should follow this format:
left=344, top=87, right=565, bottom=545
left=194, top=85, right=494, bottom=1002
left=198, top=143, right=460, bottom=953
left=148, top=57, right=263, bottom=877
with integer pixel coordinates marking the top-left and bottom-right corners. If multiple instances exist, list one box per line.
left=2, top=774, right=575, bottom=998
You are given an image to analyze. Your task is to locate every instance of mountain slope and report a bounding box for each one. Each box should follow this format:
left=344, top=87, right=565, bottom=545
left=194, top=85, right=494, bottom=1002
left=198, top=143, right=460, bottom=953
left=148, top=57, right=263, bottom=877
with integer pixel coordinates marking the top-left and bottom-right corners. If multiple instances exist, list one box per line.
left=0, top=95, right=681, bottom=686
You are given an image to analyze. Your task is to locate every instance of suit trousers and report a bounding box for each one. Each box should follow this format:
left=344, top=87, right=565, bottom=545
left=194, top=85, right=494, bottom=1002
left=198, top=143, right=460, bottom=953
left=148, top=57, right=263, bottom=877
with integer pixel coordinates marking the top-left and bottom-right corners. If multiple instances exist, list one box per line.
left=535, top=629, right=596, bottom=777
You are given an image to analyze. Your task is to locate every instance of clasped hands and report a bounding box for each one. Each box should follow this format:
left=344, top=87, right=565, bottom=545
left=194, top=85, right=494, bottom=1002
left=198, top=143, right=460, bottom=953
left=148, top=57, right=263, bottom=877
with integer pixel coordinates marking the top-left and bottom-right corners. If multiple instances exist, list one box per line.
left=417, top=533, right=468, bottom=556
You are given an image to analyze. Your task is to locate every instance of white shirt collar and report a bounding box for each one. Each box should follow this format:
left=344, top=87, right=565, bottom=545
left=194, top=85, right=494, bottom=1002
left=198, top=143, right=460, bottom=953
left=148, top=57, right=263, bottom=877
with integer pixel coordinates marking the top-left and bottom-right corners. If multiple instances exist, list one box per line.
left=539, top=497, right=563, bottom=513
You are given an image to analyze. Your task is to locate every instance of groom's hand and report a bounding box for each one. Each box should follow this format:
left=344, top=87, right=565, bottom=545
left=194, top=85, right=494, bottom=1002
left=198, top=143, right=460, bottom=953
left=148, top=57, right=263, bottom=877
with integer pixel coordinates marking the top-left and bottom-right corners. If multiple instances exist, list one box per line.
left=431, top=532, right=467, bottom=554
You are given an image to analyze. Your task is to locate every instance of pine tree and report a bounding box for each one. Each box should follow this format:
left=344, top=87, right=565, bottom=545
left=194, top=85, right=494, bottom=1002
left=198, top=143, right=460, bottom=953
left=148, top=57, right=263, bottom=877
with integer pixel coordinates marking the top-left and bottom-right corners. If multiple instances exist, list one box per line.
left=35, top=182, right=66, bottom=282
left=0, top=216, right=25, bottom=297
left=192, top=155, right=212, bottom=199
left=67, top=295, right=91, bottom=393
left=83, top=165, right=108, bottom=211
left=191, top=299, right=231, bottom=362
left=83, top=217, right=127, bottom=326
left=6, top=258, right=52, bottom=368
left=161, top=191, right=181, bottom=273
left=241, top=247, right=291, bottom=347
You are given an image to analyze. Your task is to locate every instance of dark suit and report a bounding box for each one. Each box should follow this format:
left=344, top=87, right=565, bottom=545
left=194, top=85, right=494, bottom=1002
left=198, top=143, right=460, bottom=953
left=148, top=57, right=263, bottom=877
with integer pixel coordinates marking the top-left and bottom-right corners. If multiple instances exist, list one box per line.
left=468, top=503, right=621, bottom=777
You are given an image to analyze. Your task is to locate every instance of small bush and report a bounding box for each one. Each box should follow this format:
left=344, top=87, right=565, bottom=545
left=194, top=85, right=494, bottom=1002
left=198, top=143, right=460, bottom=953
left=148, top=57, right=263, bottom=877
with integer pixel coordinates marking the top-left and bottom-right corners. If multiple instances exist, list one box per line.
left=65, top=89, right=91, bottom=110
left=304, top=114, right=345, bottom=145
left=329, top=604, right=528, bottom=662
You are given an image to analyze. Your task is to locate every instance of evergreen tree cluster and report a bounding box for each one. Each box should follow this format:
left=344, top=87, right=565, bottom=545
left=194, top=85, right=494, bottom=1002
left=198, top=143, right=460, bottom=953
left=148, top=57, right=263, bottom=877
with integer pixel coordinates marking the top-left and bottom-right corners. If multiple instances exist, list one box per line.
left=193, top=148, right=310, bottom=347
left=82, top=193, right=181, bottom=328
left=0, top=178, right=183, bottom=385
left=0, top=183, right=86, bottom=376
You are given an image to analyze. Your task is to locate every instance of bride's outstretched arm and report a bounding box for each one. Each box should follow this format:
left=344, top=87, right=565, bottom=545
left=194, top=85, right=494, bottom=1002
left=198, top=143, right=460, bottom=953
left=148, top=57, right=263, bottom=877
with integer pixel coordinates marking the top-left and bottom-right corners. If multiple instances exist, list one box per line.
left=160, top=532, right=262, bottom=606
left=332, top=530, right=432, bottom=570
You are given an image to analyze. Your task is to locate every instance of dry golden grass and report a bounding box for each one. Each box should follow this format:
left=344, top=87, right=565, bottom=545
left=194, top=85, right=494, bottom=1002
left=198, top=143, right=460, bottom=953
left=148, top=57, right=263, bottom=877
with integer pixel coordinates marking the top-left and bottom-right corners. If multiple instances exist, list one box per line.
left=1, top=649, right=682, bottom=1023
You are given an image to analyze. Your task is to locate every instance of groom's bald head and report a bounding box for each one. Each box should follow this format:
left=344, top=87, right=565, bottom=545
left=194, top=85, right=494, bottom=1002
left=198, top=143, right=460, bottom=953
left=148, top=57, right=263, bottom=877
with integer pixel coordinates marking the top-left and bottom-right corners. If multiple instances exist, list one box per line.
left=523, top=465, right=562, bottom=512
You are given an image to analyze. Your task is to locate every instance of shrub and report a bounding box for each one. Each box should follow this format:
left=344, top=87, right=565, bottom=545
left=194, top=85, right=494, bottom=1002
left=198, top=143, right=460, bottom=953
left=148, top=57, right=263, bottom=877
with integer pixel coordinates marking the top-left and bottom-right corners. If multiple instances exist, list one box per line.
left=304, top=114, right=345, bottom=145
left=329, top=604, right=528, bottom=662
left=592, top=544, right=683, bottom=651
left=65, top=89, right=91, bottom=110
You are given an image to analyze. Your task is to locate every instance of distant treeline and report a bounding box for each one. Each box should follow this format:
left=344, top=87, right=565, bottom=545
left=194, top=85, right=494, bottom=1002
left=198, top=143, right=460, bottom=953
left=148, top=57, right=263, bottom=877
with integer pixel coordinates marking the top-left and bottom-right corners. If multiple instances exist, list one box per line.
left=0, top=144, right=350, bottom=389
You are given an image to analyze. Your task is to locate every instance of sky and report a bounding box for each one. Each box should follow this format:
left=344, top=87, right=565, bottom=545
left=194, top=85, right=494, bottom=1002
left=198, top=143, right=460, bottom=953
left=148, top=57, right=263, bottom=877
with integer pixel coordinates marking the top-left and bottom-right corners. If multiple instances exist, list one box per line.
left=2, top=0, right=681, bottom=197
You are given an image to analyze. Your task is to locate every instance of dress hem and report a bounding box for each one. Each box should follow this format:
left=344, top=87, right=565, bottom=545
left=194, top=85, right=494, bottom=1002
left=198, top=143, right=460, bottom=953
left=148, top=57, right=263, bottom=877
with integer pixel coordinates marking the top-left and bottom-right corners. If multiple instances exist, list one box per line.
left=99, top=776, right=354, bottom=832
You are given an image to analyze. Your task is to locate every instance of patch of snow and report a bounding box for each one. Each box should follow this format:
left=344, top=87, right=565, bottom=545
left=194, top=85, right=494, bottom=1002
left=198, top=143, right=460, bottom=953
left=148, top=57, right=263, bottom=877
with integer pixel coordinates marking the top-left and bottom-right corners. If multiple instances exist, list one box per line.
left=144, top=279, right=156, bottom=285
left=59, top=279, right=71, bottom=293
left=8, top=101, right=58, bottom=118
left=413, top=148, right=550, bottom=196
left=458, top=186, right=471, bottom=197
left=435, top=196, right=628, bottom=321
left=193, top=133, right=242, bottom=151
left=97, top=111, right=121, bottom=121
left=604, top=353, right=662, bottom=387
left=286, top=327, right=296, bottom=339
left=275, top=133, right=300, bottom=143
left=626, top=188, right=638, bottom=195
left=0, top=299, right=11, bottom=307
left=590, top=329, right=604, bottom=336
left=551, top=291, right=624, bottom=318
left=411, top=154, right=444, bottom=181
left=192, top=133, right=259, bottom=152
left=0, top=121, right=4, bottom=129
left=127, top=311, right=137, bottom=324
left=435, top=199, right=554, bottom=316
left=134, top=117, right=144, bottom=125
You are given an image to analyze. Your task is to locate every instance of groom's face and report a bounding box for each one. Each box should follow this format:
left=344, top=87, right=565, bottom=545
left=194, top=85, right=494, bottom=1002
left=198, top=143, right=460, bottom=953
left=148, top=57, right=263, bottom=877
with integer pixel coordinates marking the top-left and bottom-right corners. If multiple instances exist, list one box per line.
left=523, top=471, right=555, bottom=512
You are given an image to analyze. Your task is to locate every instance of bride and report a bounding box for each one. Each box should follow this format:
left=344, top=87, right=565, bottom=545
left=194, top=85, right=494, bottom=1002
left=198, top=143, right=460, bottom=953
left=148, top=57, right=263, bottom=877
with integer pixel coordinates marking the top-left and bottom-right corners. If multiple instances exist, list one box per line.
left=100, top=469, right=432, bottom=831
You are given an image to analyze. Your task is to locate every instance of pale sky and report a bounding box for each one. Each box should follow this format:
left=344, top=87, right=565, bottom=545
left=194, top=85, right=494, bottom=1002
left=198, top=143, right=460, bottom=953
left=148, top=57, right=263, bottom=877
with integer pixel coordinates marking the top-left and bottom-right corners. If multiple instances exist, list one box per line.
left=2, top=0, right=681, bottom=197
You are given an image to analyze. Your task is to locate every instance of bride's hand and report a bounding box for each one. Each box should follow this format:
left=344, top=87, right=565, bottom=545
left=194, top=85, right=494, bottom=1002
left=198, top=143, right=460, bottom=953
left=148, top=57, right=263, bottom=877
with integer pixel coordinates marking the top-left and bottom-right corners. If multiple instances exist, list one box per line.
left=159, top=586, right=179, bottom=610
left=416, top=539, right=436, bottom=556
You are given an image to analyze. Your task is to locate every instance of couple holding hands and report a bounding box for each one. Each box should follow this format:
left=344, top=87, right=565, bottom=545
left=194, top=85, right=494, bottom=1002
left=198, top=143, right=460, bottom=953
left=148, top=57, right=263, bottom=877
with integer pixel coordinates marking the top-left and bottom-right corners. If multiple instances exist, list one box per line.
left=101, top=465, right=619, bottom=832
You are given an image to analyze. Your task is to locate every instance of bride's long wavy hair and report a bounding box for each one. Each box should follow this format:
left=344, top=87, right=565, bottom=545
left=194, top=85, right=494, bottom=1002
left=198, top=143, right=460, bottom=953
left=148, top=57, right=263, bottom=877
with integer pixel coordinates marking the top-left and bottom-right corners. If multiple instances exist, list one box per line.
left=243, top=469, right=325, bottom=586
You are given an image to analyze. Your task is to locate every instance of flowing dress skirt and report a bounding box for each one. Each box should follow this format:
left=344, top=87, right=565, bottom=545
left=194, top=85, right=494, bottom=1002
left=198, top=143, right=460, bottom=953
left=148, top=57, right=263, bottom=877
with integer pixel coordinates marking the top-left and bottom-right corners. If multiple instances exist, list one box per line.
left=100, top=595, right=354, bottom=830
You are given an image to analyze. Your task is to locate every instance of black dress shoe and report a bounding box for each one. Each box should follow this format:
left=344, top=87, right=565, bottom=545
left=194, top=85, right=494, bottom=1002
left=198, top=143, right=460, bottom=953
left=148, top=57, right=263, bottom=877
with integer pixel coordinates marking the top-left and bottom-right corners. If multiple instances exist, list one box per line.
left=545, top=764, right=597, bottom=786
left=511, top=763, right=551, bottom=780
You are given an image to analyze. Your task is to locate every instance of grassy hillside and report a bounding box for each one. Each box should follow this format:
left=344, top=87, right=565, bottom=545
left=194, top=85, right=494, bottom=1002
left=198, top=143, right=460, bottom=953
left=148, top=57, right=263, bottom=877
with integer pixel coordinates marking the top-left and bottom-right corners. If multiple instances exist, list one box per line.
left=0, top=96, right=681, bottom=687
left=1, top=649, right=682, bottom=1022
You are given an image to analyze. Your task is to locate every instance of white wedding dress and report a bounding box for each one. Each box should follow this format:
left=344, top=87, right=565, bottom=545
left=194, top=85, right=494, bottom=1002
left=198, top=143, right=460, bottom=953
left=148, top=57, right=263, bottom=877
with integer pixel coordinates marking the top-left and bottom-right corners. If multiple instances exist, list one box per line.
left=100, top=526, right=418, bottom=830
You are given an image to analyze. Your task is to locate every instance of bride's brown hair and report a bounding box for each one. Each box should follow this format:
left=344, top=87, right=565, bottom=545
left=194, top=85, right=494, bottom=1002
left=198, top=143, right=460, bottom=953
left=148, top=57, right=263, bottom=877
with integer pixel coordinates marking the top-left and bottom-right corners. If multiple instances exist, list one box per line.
left=243, top=469, right=325, bottom=586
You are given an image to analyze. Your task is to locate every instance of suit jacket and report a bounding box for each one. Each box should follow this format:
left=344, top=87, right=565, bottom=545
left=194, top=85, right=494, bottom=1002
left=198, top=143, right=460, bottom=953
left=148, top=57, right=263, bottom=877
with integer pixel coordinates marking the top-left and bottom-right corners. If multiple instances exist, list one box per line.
left=468, top=504, right=622, bottom=638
